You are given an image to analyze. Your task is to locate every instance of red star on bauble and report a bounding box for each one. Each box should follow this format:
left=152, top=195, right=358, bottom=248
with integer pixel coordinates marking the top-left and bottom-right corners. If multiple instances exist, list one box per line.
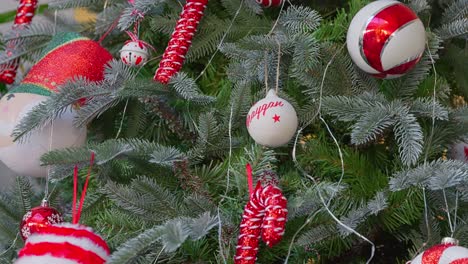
left=273, top=114, right=280, bottom=123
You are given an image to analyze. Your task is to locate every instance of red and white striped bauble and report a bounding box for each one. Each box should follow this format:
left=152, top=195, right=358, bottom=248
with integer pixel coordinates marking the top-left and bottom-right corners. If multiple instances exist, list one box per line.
left=346, top=0, right=426, bottom=79
left=256, top=0, right=283, bottom=7
left=15, top=223, right=110, bottom=264
left=410, top=238, right=468, bottom=264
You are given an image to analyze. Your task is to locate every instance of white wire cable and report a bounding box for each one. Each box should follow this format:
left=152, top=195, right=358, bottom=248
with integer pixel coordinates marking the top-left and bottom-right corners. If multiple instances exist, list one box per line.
left=289, top=43, right=375, bottom=264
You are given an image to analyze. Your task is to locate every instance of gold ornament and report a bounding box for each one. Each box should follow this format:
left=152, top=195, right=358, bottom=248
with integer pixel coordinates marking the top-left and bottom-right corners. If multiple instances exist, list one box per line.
left=442, top=149, right=448, bottom=161
left=452, top=95, right=466, bottom=108
left=74, top=8, right=97, bottom=24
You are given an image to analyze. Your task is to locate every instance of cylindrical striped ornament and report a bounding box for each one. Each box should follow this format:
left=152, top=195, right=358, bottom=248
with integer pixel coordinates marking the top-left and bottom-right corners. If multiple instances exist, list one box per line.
left=255, top=0, right=283, bottom=7
left=346, top=0, right=426, bottom=79
left=15, top=223, right=110, bottom=264
left=234, top=182, right=288, bottom=264
left=154, top=0, right=208, bottom=84
left=410, top=238, right=468, bottom=264
left=0, top=0, right=38, bottom=84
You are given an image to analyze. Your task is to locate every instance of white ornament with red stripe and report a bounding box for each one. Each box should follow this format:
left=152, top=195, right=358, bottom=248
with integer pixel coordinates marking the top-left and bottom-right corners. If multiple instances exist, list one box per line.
left=120, top=41, right=149, bottom=67
left=256, top=0, right=283, bottom=7
left=15, top=223, right=110, bottom=264
left=246, top=89, right=298, bottom=148
left=409, top=237, right=468, bottom=264
left=449, top=141, right=468, bottom=163
left=346, top=0, right=426, bottom=79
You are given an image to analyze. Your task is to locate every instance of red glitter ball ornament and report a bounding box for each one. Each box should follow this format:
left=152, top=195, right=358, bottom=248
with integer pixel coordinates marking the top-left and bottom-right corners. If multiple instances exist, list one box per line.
left=234, top=181, right=288, bottom=264
left=154, top=0, right=208, bottom=84
left=410, top=238, right=468, bottom=264
left=20, top=200, right=63, bottom=241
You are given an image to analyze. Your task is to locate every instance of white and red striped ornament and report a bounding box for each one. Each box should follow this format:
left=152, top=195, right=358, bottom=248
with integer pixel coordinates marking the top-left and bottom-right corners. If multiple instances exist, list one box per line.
left=346, top=0, right=426, bottom=79
left=409, top=238, right=468, bottom=264
left=154, top=0, right=208, bottom=84
left=234, top=164, right=288, bottom=264
left=15, top=223, right=110, bottom=264
left=255, top=0, right=283, bottom=7
left=15, top=153, right=108, bottom=264
left=0, top=0, right=38, bottom=84
left=449, top=141, right=468, bottom=163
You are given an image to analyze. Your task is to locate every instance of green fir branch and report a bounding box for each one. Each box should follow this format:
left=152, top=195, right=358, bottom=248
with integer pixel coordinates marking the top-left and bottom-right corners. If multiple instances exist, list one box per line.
left=436, top=18, right=468, bottom=40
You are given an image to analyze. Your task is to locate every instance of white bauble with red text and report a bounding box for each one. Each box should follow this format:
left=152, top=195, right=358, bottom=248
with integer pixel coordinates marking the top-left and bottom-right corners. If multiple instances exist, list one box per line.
left=246, top=89, right=297, bottom=148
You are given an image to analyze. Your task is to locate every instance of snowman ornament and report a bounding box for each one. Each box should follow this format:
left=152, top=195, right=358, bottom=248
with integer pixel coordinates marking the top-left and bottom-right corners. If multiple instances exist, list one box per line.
left=246, top=89, right=298, bottom=148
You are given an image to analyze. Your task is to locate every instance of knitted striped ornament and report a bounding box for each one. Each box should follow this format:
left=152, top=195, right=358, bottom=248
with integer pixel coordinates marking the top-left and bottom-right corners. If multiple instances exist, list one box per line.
left=234, top=166, right=288, bottom=264
left=154, top=0, right=208, bottom=84
left=15, top=223, right=110, bottom=264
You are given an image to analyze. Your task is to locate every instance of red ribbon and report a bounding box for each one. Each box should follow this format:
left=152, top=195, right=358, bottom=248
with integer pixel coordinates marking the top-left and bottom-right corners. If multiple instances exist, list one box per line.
left=72, top=152, right=95, bottom=224
left=246, top=163, right=254, bottom=196
left=124, top=30, right=156, bottom=52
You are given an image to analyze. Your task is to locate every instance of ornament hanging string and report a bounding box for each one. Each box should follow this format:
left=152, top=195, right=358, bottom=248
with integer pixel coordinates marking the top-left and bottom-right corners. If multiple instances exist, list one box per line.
left=214, top=3, right=285, bottom=263
left=411, top=41, right=453, bottom=259
left=43, top=10, right=61, bottom=202
left=287, top=43, right=376, bottom=264
left=43, top=119, right=55, bottom=201
left=264, top=51, right=269, bottom=94
left=72, top=152, right=95, bottom=224
left=194, top=0, right=244, bottom=82
left=98, top=0, right=145, bottom=44
left=275, top=39, right=281, bottom=94
left=98, top=16, right=120, bottom=44
left=124, top=30, right=156, bottom=52
left=425, top=42, right=460, bottom=238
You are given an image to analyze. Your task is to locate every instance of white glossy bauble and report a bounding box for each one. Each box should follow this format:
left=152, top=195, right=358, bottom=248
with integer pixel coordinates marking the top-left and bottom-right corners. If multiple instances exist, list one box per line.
left=410, top=238, right=468, bottom=264
left=120, top=41, right=149, bottom=67
left=246, top=89, right=298, bottom=148
left=0, top=93, right=86, bottom=177
left=346, top=0, right=425, bottom=79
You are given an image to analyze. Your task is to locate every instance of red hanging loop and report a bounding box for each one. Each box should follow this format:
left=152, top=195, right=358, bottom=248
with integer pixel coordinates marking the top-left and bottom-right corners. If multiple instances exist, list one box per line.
left=72, top=152, right=95, bottom=224
left=246, top=163, right=254, bottom=196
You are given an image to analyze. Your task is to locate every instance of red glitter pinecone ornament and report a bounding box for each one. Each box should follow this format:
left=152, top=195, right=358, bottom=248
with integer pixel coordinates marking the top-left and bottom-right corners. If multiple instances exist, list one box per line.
left=20, top=200, right=63, bottom=241
left=154, top=0, right=208, bottom=84
left=0, top=0, right=38, bottom=84
left=234, top=165, right=288, bottom=264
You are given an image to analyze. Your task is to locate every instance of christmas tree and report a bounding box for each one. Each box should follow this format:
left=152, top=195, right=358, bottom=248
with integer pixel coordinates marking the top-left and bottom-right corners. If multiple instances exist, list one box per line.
left=0, top=0, right=467, bottom=263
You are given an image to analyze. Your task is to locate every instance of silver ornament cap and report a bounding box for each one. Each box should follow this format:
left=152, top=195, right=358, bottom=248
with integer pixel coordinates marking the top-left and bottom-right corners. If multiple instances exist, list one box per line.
left=441, top=237, right=459, bottom=245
